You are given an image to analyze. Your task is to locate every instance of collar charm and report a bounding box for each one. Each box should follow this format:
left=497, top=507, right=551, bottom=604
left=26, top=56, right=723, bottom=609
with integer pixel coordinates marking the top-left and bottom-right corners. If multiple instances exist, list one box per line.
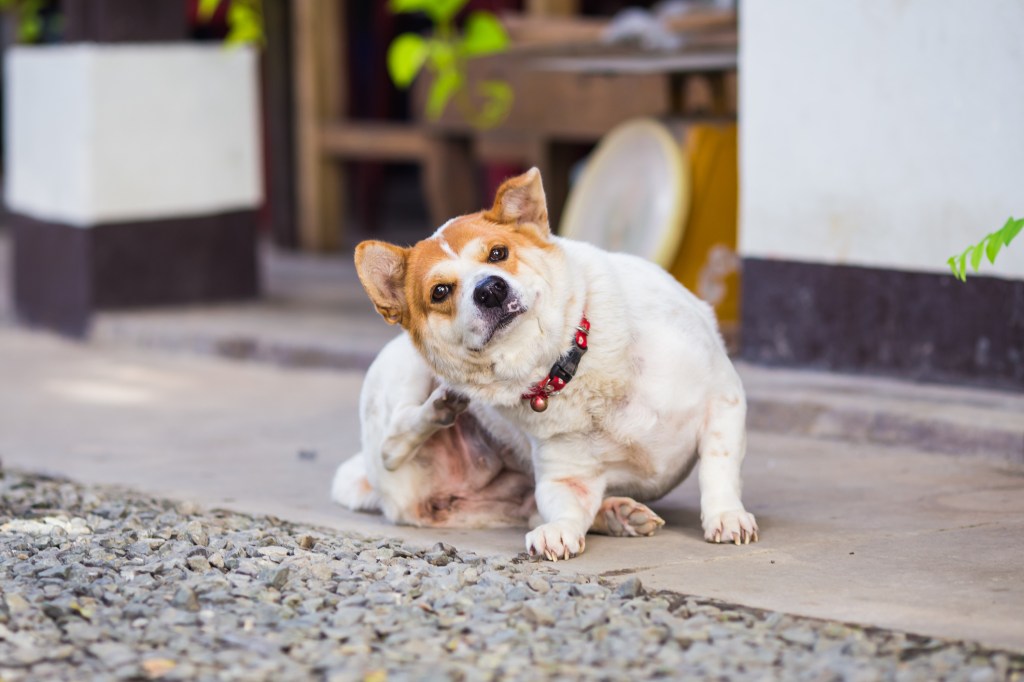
left=522, top=315, right=590, bottom=413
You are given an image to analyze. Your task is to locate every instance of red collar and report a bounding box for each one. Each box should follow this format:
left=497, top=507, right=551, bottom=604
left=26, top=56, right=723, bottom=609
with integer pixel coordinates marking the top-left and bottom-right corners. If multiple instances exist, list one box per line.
left=521, top=315, right=590, bottom=413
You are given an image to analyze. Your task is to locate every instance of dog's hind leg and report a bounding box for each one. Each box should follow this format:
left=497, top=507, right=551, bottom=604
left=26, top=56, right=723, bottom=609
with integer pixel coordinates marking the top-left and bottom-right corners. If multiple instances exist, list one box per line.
left=698, top=391, right=758, bottom=545
left=331, top=454, right=380, bottom=512
left=380, top=386, right=469, bottom=471
left=590, top=497, right=665, bottom=537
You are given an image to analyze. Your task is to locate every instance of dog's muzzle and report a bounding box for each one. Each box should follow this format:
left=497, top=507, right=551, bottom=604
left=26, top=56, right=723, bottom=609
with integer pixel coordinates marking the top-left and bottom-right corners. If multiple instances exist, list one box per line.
left=473, top=276, right=508, bottom=309
left=471, top=275, right=525, bottom=346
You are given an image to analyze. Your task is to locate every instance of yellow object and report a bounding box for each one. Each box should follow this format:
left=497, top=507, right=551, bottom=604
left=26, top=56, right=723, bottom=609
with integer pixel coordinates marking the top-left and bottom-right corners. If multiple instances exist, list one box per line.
left=669, top=124, right=740, bottom=325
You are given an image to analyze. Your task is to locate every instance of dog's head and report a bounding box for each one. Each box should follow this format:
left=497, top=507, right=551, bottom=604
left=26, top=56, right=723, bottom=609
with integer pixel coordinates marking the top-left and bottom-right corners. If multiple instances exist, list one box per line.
left=355, top=168, right=566, bottom=387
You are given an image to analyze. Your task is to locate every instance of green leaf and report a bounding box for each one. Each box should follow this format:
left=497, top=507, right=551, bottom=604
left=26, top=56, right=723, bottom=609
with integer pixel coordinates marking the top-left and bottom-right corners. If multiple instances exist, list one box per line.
left=474, top=80, right=513, bottom=128
left=19, top=16, right=40, bottom=42
left=949, top=215, right=1023, bottom=280
left=985, top=233, right=1003, bottom=264
left=389, top=0, right=432, bottom=13
left=198, top=0, right=221, bottom=21
left=426, top=69, right=463, bottom=120
left=227, top=24, right=263, bottom=46
left=387, top=33, right=429, bottom=89
left=226, top=3, right=263, bottom=46
left=1004, top=217, right=1024, bottom=245
left=390, top=0, right=468, bottom=24
left=946, top=257, right=959, bottom=279
left=459, top=11, right=509, bottom=57
left=969, top=243, right=984, bottom=272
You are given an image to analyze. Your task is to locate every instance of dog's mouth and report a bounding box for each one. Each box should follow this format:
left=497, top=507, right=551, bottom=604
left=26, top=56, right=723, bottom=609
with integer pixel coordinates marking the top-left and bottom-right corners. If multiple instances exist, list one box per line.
left=478, top=299, right=527, bottom=347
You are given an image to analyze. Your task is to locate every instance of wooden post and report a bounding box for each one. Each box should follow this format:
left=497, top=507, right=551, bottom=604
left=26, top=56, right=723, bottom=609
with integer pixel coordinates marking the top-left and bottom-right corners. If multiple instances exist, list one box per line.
left=423, top=135, right=480, bottom=227
left=263, top=0, right=297, bottom=248
left=528, top=139, right=576, bottom=234
left=292, top=0, right=345, bottom=251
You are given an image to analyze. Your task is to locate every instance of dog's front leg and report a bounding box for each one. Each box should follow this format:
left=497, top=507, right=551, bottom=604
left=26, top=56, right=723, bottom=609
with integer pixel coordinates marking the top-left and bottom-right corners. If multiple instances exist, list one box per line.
left=525, top=438, right=605, bottom=561
left=698, top=394, right=758, bottom=544
left=381, top=386, right=469, bottom=471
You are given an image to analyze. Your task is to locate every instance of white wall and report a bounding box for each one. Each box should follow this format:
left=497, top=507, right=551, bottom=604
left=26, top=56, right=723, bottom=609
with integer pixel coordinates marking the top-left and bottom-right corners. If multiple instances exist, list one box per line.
left=739, top=0, right=1024, bottom=280
left=5, top=44, right=262, bottom=227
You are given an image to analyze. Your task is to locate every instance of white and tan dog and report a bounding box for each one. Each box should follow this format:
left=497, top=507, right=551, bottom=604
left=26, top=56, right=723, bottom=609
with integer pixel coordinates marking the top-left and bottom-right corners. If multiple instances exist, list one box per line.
left=332, top=168, right=757, bottom=560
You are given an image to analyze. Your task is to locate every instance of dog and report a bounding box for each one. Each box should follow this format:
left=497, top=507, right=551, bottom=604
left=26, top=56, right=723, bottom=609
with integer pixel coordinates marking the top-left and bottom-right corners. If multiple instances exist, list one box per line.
left=332, top=168, right=757, bottom=560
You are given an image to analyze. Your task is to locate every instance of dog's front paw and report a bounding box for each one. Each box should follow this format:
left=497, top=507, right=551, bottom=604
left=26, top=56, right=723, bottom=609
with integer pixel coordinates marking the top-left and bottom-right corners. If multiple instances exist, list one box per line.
left=525, top=521, right=585, bottom=561
left=429, top=387, right=469, bottom=426
left=703, top=509, right=758, bottom=545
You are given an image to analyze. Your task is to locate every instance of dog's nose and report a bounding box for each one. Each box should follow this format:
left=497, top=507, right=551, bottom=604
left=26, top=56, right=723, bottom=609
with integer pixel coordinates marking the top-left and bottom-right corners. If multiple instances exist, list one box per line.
left=473, top=276, right=508, bottom=309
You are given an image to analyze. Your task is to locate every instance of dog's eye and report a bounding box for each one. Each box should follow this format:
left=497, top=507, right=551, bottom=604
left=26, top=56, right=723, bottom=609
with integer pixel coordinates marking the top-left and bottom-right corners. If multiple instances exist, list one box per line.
left=488, top=246, right=509, bottom=263
left=431, top=284, right=452, bottom=303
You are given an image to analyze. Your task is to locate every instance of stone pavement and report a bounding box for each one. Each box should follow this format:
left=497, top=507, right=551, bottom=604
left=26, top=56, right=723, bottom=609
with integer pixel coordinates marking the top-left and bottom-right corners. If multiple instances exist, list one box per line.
left=1, top=326, right=1022, bottom=655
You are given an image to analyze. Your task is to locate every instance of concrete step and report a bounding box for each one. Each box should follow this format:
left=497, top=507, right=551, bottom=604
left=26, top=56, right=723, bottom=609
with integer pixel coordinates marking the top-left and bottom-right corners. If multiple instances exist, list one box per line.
left=742, top=364, right=1024, bottom=465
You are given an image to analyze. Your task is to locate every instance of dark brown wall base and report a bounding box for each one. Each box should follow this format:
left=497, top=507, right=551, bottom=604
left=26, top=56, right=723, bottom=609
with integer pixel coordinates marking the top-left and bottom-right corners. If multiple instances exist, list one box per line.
left=62, top=0, right=188, bottom=43
left=13, top=211, right=260, bottom=338
left=741, top=258, right=1024, bottom=391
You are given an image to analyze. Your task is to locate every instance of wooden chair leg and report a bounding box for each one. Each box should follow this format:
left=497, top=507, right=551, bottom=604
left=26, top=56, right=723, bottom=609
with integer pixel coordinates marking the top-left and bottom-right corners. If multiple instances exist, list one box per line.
left=423, top=135, right=480, bottom=227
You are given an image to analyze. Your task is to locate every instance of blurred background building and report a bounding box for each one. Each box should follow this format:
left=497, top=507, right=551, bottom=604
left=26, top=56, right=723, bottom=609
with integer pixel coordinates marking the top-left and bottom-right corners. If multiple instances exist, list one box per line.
left=0, top=0, right=1021, bottom=389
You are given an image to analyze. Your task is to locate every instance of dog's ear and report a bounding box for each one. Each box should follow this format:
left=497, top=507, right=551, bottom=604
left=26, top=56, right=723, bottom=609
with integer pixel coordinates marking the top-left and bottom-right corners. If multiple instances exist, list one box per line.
left=486, top=167, right=549, bottom=235
left=354, top=240, right=409, bottom=326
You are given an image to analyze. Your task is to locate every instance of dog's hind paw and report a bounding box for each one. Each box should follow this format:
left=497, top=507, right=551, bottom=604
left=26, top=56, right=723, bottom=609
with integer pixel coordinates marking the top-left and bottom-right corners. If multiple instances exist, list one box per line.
left=331, top=455, right=379, bottom=512
left=525, top=521, right=586, bottom=562
left=430, top=387, right=470, bottom=426
left=591, top=497, right=665, bottom=537
left=703, top=509, right=758, bottom=545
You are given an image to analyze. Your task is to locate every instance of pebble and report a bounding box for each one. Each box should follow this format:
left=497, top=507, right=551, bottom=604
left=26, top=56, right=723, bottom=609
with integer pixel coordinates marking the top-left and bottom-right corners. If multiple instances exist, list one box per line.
left=0, top=470, right=1019, bottom=682
left=172, top=587, right=199, bottom=612
left=259, top=565, right=291, bottom=590
left=615, top=576, right=644, bottom=599
left=522, top=602, right=556, bottom=626
left=185, top=521, right=209, bottom=547
left=527, top=575, right=551, bottom=594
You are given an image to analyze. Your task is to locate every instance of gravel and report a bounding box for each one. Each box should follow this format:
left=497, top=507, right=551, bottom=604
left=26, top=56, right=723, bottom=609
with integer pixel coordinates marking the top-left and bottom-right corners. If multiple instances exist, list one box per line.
left=1, top=469, right=1021, bottom=682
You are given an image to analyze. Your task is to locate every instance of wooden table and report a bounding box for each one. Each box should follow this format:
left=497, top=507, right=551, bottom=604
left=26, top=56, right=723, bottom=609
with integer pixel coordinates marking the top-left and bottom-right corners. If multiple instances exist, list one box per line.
left=291, top=0, right=737, bottom=250
left=416, top=42, right=738, bottom=230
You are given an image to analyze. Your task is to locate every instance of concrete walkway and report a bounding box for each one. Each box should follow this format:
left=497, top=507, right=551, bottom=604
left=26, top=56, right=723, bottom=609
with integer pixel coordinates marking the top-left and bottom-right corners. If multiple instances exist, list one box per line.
left=2, top=327, right=1022, bottom=651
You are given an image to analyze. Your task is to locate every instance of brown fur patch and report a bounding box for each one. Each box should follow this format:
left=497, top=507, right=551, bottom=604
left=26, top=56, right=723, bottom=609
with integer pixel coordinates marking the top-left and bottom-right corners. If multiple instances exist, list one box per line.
left=622, top=443, right=658, bottom=478
left=555, top=476, right=591, bottom=501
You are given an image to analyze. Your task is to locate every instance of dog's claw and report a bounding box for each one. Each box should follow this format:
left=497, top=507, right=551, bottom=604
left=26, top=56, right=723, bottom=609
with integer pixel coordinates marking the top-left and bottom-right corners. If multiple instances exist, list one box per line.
left=525, top=521, right=585, bottom=562
left=704, top=510, right=758, bottom=545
